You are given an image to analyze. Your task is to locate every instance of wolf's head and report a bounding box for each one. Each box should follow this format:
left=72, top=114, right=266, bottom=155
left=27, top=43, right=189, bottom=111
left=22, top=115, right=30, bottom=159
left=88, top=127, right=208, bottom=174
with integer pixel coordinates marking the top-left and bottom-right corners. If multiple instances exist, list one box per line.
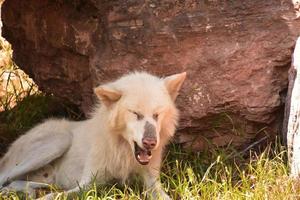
left=94, top=72, right=186, bottom=165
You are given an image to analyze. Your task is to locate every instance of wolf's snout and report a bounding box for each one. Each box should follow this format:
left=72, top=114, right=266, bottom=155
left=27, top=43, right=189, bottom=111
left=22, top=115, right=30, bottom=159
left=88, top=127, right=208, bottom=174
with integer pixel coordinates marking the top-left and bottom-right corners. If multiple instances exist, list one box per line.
left=143, top=121, right=157, bottom=149
left=142, top=137, right=157, bottom=150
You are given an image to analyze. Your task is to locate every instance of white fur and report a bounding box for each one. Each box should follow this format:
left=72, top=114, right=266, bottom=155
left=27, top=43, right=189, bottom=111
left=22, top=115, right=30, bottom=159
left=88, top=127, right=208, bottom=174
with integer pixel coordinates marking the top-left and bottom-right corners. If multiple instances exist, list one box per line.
left=0, top=71, right=186, bottom=199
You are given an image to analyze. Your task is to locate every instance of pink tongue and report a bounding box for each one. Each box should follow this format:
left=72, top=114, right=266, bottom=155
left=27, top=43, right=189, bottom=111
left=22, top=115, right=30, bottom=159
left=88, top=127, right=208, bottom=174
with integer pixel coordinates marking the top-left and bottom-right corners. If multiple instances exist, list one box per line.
left=138, top=151, right=150, bottom=161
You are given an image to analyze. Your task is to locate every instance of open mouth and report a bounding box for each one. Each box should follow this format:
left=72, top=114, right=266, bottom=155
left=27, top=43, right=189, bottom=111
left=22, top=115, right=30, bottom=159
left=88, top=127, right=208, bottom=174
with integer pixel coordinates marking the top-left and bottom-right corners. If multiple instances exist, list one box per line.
left=134, top=142, right=152, bottom=165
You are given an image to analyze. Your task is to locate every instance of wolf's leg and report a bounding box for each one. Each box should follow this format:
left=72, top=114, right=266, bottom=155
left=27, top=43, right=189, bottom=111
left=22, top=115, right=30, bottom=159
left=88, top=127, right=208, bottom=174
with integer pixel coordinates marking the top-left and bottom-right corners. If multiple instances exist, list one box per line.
left=0, top=120, right=72, bottom=186
left=0, top=180, right=51, bottom=198
left=36, top=187, right=81, bottom=200
left=142, top=151, right=171, bottom=200
left=36, top=178, right=92, bottom=200
left=37, top=157, right=98, bottom=200
left=143, top=171, right=170, bottom=200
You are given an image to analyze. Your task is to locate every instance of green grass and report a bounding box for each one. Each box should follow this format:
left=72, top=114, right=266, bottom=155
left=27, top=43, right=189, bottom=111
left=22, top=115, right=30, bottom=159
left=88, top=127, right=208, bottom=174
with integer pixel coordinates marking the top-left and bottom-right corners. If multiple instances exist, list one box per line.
left=0, top=140, right=299, bottom=200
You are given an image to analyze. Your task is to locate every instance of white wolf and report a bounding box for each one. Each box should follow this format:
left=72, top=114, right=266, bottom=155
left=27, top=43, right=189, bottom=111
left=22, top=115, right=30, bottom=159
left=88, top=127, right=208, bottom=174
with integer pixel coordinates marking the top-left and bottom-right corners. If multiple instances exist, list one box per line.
left=0, top=71, right=186, bottom=199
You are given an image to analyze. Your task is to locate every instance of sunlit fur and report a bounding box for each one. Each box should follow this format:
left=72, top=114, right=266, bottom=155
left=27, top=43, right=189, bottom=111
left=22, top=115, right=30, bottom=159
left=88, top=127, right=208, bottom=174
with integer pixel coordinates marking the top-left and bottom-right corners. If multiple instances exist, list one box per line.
left=0, top=71, right=186, bottom=200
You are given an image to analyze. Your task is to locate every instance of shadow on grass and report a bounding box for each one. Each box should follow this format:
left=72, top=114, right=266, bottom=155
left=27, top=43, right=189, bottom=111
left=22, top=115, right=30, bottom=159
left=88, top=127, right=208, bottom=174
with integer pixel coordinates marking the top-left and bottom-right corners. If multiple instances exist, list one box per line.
left=0, top=94, right=84, bottom=156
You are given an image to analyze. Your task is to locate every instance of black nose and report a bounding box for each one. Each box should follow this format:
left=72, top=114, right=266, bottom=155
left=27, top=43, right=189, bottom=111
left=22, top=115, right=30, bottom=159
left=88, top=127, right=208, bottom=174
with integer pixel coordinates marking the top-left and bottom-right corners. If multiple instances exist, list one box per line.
left=142, top=137, right=157, bottom=150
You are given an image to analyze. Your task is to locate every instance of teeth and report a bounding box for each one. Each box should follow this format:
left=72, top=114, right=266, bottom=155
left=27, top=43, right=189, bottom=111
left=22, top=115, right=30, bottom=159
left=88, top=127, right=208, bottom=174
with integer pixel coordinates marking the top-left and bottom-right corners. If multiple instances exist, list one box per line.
left=137, top=154, right=152, bottom=161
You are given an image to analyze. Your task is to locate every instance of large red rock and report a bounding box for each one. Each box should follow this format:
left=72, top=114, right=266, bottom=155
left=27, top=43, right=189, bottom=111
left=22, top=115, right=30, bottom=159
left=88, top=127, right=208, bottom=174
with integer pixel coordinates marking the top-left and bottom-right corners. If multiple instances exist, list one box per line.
left=2, top=0, right=300, bottom=150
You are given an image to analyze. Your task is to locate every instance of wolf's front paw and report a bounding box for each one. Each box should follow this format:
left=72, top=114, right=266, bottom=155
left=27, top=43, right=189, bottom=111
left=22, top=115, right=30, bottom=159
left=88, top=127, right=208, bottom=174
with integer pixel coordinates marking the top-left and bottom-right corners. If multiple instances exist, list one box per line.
left=148, top=189, right=171, bottom=200
left=36, top=192, right=60, bottom=200
left=0, top=186, right=10, bottom=196
left=0, top=186, right=36, bottom=198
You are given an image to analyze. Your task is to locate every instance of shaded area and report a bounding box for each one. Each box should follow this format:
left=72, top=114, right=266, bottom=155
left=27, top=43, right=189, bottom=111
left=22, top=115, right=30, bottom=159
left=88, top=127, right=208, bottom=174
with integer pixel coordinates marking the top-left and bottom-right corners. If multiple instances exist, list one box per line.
left=0, top=94, right=83, bottom=156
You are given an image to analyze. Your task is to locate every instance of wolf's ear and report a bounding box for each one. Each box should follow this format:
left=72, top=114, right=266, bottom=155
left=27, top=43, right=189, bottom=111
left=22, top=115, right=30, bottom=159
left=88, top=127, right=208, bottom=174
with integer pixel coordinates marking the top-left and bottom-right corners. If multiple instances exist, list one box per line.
left=164, top=72, right=187, bottom=101
left=94, top=86, right=122, bottom=107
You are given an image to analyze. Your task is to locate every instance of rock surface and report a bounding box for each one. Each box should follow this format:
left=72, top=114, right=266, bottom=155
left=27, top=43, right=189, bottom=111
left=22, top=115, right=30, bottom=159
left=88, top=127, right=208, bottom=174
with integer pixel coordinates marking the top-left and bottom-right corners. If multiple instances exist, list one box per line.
left=2, top=0, right=300, bottom=150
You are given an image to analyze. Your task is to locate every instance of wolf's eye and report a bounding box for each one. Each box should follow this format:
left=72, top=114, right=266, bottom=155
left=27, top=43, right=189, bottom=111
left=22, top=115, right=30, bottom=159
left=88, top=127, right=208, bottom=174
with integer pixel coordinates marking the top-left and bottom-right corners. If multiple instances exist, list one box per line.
left=153, top=113, right=159, bottom=121
left=132, top=111, right=144, bottom=120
